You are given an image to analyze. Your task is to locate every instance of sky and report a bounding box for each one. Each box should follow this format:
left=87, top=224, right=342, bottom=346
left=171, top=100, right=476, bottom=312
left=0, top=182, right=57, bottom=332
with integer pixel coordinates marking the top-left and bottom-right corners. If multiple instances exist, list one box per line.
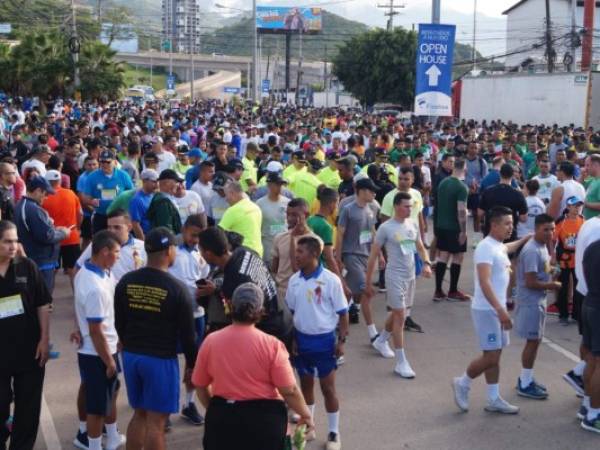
left=216, top=0, right=522, bottom=56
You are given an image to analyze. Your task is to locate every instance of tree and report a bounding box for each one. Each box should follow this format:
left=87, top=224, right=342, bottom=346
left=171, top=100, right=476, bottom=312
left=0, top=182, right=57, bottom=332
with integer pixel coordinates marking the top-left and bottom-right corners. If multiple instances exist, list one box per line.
left=332, top=28, right=417, bottom=107
left=101, top=5, right=136, bottom=46
left=78, top=40, right=125, bottom=100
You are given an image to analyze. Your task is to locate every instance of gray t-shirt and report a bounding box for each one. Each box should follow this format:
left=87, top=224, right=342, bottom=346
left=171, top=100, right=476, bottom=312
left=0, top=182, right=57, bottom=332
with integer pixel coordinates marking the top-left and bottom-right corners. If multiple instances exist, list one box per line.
left=339, top=194, right=380, bottom=217
left=256, top=195, right=290, bottom=264
left=338, top=200, right=378, bottom=257
left=206, top=191, right=229, bottom=225
left=516, top=238, right=551, bottom=305
left=375, top=218, right=418, bottom=280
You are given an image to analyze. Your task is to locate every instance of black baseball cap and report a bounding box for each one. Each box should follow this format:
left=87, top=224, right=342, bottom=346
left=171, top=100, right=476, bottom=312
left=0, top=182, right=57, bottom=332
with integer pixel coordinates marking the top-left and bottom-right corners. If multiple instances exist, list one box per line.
left=309, top=159, right=324, bottom=171
left=227, top=159, right=244, bottom=171
left=355, top=178, right=379, bottom=192
left=99, top=149, right=115, bottom=161
left=292, top=150, right=307, bottom=162
left=27, top=176, right=55, bottom=195
left=212, top=171, right=232, bottom=191
left=266, top=171, right=287, bottom=184
left=158, top=169, right=184, bottom=182
left=145, top=227, right=177, bottom=253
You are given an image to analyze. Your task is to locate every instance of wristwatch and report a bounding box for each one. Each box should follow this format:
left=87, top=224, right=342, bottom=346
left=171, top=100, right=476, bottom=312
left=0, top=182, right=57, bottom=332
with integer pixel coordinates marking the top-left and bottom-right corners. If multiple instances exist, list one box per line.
left=338, top=336, right=347, bottom=344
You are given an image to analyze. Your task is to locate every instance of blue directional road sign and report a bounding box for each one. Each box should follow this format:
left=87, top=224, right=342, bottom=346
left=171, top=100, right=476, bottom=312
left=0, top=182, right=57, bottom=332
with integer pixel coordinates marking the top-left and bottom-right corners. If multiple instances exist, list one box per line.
left=414, top=23, right=456, bottom=117
left=166, top=74, right=176, bottom=93
left=223, top=87, right=241, bottom=94
left=262, top=79, right=271, bottom=94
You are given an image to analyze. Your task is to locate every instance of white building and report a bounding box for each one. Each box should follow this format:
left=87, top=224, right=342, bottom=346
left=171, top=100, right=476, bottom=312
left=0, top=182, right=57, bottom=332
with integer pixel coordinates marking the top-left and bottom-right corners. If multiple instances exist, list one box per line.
left=503, top=0, right=600, bottom=69
left=162, top=0, right=201, bottom=53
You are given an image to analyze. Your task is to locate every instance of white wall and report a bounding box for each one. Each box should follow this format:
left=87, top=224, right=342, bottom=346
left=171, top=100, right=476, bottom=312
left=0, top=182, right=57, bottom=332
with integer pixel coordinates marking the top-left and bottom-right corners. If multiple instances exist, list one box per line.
left=504, top=0, right=600, bottom=69
left=588, top=72, right=600, bottom=129
left=460, top=72, right=589, bottom=126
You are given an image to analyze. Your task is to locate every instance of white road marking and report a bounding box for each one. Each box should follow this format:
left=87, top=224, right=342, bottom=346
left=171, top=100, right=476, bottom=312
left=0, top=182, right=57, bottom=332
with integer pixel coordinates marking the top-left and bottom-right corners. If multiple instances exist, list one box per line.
left=40, top=394, right=62, bottom=450
left=542, top=336, right=580, bottom=363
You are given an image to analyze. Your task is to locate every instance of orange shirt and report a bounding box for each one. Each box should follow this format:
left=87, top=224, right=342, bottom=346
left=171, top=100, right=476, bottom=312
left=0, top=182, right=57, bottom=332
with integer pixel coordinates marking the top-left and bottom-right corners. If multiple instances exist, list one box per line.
left=554, top=215, right=584, bottom=269
left=192, top=324, right=295, bottom=401
left=42, top=186, right=82, bottom=246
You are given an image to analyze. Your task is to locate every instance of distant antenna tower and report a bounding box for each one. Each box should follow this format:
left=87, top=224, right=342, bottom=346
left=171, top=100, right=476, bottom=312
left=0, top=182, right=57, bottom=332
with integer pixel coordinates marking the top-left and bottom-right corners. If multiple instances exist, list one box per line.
left=377, top=0, right=406, bottom=31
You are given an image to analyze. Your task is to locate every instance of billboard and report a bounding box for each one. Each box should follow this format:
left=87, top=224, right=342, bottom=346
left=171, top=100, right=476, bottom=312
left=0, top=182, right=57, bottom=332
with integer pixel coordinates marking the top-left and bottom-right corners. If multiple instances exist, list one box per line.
left=256, top=6, right=322, bottom=33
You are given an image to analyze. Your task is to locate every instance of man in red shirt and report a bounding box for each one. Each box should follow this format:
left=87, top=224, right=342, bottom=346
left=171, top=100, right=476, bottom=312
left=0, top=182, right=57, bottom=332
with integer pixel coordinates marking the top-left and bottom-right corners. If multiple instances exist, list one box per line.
left=42, top=170, right=83, bottom=290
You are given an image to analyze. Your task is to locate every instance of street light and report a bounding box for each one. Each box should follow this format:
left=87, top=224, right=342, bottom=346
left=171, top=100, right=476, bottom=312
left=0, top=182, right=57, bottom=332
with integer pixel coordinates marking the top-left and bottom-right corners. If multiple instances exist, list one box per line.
left=213, top=2, right=258, bottom=101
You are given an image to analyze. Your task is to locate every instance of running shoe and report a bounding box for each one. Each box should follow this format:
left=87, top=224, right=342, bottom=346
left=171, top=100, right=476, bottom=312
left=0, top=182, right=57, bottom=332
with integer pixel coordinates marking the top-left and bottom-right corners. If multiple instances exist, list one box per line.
left=378, top=287, right=387, bottom=293
left=372, top=336, right=395, bottom=359
left=532, top=379, right=547, bottom=392
left=484, top=396, right=520, bottom=414
left=546, top=303, right=560, bottom=315
left=336, top=355, right=345, bottom=366
left=562, top=370, right=585, bottom=397
left=581, top=414, right=600, bottom=434
left=105, top=433, right=126, bottom=450
left=516, top=378, right=548, bottom=400
left=394, top=360, right=416, bottom=379
left=577, top=404, right=588, bottom=421
left=433, top=290, right=447, bottom=302
left=73, top=431, right=89, bottom=450
left=404, top=316, right=423, bottom=333
left=325, top=432, right=342, bottom=450
left=305, top=429, right=316, bottom=441
left=452, top=377, right=470, bottom=412
left=349, top=305, right=360, bottom=324
left=181, top=403, right=204, bottom=425
left=447, top=290, right=471, bottom=302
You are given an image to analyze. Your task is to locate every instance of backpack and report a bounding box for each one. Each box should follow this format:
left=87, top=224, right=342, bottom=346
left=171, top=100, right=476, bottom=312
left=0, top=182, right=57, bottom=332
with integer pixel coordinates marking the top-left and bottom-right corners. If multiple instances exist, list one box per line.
left=146, top=192, right=182, bottom=234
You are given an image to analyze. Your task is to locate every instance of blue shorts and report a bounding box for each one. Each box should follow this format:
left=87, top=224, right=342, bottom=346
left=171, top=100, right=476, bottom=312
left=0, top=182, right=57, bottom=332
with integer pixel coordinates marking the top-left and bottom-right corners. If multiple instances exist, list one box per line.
left=78, top=353, right=120, bottom=416
left=293, top=331, right=337, bottom=379
left=122, top=352, right=180, bottom=414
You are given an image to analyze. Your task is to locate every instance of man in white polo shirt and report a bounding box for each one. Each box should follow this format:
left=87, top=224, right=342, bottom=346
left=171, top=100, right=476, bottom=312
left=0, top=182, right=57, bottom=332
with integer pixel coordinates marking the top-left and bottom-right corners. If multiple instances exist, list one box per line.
left=74, top=230, right=125, bottom=450
left=76, top=209, right=146, bottom=281
left=286, top=236, right=348, bottom=450
left=168, top=214, right=210, bottom=426
left=452, top=206, right=531, bottom=415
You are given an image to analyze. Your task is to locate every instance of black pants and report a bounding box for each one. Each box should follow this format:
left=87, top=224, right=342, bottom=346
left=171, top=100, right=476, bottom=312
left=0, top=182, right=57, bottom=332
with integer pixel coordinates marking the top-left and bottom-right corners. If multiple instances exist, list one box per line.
left=203, top=396, right=287, bottom=450
left=557, top=267, right=583, bottom=320
left=0, top=366, right=45, bottom=450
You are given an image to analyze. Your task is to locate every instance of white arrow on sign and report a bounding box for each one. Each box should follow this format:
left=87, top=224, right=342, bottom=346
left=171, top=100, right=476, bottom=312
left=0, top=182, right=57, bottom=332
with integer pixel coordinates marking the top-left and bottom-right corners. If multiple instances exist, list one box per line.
left=425, top=64, right=442, bottom=87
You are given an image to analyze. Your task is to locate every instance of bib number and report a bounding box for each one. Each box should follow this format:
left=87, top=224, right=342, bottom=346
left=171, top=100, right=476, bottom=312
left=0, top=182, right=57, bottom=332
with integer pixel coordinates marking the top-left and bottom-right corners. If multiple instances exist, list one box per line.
left=0, top=294, right=24, bottom=319
left=359, top=230, right=372, bottom=245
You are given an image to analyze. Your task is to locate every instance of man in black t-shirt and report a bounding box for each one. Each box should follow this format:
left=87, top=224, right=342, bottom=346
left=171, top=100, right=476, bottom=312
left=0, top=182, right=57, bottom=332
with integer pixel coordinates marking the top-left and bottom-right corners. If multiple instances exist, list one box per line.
left=115, top=227, right=196, bottom=446
left=478, top=164, right=528, bottom=242
left=198, top=227, right=293, bottom=348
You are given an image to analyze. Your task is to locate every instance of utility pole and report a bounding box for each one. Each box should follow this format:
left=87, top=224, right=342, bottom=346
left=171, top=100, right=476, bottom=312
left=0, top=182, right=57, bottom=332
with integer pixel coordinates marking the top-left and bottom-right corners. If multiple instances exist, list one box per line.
left=545, top=0, right=555, bottom=73
left=432, top=0, right=441, bottom=24
left=189, top=30, right=195, bottom=103
left=295, top=28, right=303, bottom=104
left=70, top=0, right=80, bottom=97
left=471, top=0, right=477, bottom=73
left=252, top=0, right=258, bottom=101
left=377, top=0, right=405, bottom=31
left=581, top=0, right=595, bottom=71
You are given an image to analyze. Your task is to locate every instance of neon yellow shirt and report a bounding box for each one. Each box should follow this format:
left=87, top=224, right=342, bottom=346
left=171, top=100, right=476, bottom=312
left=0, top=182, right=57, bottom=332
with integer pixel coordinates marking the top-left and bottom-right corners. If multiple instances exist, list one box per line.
left=240, top=157, right=258, bottom=192
left=361, top=163, right=398, bottom=186
left=317, top=166, right=342, bottom=189
left=289, top=171, right=322, bottom=205
left=380, top=188, right=423, bottom=222
left=283, top=165, right=306, bottom=183
left=219, top=197, right=264, bottom=256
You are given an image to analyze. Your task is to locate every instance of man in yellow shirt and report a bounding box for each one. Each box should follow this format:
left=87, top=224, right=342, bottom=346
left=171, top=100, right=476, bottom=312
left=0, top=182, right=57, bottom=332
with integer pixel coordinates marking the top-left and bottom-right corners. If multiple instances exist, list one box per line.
left=240, top=142, right=258, bottom=194
left=317, top=153, right=342, bottom=189
left=283, top=150, right=307, bottom=182
left=289, top=159, right=323, bottom=206
left=219, top=180, right=263, bottom=256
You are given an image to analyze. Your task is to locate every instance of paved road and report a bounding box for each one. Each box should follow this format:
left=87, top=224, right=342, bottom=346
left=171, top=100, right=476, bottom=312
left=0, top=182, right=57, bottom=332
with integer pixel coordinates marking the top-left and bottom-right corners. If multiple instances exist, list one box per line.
left=33, top=239, right=597, bottom=450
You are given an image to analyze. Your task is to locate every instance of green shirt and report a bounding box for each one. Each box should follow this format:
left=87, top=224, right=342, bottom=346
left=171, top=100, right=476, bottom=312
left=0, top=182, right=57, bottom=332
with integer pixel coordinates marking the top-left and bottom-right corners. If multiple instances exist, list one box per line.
left=219, top=197, right=264, bottom=257
left=107, top=189, right=136, bottom=215
left=307, top=214, right=333, bottom=265
left=515, top=143, right=528, bottom=158
left=434, top=176, right=468, bottom=231
left=584, top=177, right=600, bottom=219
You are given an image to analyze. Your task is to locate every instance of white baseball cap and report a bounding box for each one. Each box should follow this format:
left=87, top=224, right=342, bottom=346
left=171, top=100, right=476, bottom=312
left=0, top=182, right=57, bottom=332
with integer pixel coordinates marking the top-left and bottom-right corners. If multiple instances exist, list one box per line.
left=45, top=170, right=61, bottom=182
left=266, top=161, right=284, bottom=173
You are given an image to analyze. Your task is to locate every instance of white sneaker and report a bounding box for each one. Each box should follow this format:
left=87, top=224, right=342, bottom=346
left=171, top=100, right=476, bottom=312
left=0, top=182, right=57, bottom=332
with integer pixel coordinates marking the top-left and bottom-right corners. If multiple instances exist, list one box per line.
left=452, top=377, right=470, bottom=412
left=105, top=433, right=126, bottom=450
left=372, top=337, right=394, bottom=358
left=325, top=432, right=341, bottom=450
left=484, top=396, right=519, bottom=414
left=394, top=360, right=416, bottom=378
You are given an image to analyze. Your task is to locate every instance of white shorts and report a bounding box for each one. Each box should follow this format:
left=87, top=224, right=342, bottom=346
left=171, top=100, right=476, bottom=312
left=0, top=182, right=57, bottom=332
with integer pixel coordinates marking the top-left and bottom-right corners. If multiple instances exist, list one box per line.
left=386, top=277, right=415, bottom=310
left=514, top=302, right=546, bottom=341
left=471, top=308, right=510, bottom=351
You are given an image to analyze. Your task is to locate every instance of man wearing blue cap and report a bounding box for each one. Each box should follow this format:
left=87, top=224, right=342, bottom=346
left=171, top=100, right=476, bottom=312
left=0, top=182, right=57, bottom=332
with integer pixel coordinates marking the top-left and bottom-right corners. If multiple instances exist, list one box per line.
left=14, top=176, right=71, bottom=292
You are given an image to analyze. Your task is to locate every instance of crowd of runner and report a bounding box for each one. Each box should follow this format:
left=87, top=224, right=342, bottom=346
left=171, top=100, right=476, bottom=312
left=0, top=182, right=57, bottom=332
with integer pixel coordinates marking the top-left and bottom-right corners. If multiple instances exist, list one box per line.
left=0, top=97, right=599, bottom=450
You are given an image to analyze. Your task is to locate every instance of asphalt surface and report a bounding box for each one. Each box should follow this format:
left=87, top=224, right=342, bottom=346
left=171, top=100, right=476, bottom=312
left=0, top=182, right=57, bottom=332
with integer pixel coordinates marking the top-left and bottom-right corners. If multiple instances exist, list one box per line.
left=32, top=234, right=598, bottom=450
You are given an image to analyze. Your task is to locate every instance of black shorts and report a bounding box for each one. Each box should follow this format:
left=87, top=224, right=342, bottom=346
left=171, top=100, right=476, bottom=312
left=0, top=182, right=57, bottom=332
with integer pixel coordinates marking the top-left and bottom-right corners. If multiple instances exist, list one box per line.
left=60, top=244, right=81, bottom=269
left=78, top=353, right=120, bottom=416
left=81, top=216, right=92, bottom=239
left=435, top=228, right=467, bottom=254
left=581, top=302, right=600, bottom=356
left=467, top=193, right=479, bottom=211
left=92, top=214, right=108, bottom=235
